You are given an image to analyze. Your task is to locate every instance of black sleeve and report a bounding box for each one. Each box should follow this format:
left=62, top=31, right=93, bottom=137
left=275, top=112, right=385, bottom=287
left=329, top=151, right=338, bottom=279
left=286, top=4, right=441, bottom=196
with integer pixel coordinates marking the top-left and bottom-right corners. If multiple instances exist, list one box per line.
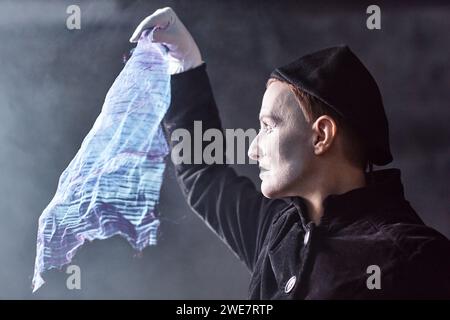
left=162, top=63, right=287, bottom=272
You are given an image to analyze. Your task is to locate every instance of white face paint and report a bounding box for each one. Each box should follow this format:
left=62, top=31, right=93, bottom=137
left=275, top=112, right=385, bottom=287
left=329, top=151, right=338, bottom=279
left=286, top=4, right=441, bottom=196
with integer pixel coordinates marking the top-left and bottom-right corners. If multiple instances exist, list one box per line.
left=248, top=81, right=316, bottom=198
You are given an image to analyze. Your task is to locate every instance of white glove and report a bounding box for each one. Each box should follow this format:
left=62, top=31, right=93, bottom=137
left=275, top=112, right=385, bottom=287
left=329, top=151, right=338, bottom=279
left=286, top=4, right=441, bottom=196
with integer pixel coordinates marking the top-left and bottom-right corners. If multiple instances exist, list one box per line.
left=129, top=7, right=203, bottom=74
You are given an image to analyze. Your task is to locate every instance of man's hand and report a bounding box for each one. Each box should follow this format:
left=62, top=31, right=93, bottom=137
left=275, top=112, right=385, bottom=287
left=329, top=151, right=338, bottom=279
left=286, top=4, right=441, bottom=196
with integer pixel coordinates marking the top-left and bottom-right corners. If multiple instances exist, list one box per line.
left=129, top=7, right=203, bottom=74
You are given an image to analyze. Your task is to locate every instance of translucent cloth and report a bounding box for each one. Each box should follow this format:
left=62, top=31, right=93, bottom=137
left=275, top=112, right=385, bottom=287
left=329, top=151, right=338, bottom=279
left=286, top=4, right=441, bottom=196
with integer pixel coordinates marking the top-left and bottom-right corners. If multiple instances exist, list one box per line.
left=32, top=30, right=170, bottom=292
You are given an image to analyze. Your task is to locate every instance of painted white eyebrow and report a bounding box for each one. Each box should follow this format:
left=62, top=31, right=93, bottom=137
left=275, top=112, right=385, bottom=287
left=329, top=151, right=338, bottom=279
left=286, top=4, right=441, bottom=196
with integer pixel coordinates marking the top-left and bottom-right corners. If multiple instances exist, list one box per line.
left=259, top=113, right=282, bottom=123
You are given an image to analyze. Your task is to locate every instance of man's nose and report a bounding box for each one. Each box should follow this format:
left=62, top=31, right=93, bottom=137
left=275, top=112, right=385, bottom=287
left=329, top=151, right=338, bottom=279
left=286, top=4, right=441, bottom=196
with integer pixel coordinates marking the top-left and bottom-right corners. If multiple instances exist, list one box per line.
left=248, top=134, right=260, bottom=161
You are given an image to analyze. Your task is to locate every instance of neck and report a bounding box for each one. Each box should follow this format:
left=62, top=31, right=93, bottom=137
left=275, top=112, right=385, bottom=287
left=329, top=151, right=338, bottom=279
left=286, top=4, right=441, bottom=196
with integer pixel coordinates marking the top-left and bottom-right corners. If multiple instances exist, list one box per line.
left=299, top=163, right=366, bottom=225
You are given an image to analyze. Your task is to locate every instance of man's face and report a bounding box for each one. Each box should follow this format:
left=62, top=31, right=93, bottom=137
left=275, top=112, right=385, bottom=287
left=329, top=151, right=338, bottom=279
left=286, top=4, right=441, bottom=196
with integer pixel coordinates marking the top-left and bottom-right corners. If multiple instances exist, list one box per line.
left=248, top=81, right=315, bottom=198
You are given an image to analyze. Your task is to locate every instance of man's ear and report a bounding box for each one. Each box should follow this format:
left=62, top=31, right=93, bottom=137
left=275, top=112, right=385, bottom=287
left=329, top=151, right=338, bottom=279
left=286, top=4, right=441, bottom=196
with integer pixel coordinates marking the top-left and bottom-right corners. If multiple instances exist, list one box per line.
left=311, top=115, right=337, bottom=155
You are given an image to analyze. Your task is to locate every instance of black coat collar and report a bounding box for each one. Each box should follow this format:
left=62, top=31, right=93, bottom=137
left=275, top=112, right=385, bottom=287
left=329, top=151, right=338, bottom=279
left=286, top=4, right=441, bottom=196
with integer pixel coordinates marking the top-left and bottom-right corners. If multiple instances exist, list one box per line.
left=284, top=168, right=406, bottom=229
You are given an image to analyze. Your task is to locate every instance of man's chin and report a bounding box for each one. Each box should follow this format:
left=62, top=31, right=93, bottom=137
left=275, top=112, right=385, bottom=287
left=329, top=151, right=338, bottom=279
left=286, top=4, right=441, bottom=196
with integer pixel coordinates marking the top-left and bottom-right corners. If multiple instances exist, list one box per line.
left=261, top=182, right=284, bottom=199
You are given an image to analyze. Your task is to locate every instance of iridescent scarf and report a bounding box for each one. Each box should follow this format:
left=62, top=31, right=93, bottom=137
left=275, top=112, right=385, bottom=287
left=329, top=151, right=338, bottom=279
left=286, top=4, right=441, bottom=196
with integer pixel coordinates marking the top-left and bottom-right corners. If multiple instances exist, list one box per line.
left=32, top=30, right=170, bottom=292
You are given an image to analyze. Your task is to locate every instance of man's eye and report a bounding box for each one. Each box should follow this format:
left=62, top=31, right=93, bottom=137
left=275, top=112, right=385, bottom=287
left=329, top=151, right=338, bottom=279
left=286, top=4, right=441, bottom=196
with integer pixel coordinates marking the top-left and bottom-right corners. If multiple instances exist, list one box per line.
left=260, top=123, right=273, bottom=133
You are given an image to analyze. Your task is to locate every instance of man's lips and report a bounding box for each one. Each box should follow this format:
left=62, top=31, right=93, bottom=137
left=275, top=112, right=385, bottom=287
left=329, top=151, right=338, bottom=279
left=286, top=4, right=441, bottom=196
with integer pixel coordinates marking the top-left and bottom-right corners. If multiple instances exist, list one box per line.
left=259, top=166, right=269, bottom=178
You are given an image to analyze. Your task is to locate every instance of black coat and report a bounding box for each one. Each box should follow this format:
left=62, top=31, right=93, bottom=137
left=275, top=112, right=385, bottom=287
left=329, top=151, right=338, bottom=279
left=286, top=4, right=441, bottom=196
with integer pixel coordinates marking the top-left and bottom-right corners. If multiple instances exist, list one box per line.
left=162, top=64, right=450, bottom=299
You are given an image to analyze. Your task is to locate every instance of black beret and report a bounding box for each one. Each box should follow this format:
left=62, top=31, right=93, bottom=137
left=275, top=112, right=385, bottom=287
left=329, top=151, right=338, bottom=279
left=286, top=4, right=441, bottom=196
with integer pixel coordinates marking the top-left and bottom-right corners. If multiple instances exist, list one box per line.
left=270, top=45, right=392, bottom=166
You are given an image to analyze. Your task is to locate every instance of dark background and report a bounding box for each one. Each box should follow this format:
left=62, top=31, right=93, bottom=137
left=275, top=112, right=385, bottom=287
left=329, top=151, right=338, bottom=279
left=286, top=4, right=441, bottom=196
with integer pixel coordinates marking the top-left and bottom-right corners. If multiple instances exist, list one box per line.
left=0, top=0, right=449, bottom=299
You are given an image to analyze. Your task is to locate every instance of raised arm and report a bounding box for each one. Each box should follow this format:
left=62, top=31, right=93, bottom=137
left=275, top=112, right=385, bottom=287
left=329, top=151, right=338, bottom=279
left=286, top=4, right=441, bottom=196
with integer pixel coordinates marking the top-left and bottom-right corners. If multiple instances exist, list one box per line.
left=131, top=8, right=287, bottom=271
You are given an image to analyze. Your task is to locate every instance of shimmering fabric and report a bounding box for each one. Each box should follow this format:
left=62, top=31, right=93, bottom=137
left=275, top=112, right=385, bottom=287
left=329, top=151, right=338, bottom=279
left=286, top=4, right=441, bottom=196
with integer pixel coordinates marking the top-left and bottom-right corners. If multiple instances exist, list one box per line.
left=32, top=30, right=170, bottom=292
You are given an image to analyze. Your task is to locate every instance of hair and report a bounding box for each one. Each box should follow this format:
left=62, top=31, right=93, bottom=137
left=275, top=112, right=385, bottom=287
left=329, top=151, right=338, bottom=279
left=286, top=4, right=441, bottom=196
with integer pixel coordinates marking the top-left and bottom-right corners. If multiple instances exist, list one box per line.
left=266, top=78, right=368, bottom=170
